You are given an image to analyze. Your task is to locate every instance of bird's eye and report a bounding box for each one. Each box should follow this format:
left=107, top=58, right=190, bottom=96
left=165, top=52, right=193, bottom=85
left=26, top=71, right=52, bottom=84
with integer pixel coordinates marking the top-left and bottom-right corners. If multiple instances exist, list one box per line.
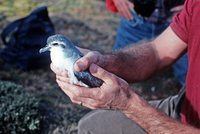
left=52, top=43, right=59, bottom=46
left=61, top=44, right=66, bottom=48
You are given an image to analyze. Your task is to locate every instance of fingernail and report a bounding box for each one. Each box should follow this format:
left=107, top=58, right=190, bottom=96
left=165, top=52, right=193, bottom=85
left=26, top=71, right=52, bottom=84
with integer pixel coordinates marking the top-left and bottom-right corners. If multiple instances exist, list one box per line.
left=75, top=62, right=84, bottom=72
left=90, top=64, right=97, bottom=73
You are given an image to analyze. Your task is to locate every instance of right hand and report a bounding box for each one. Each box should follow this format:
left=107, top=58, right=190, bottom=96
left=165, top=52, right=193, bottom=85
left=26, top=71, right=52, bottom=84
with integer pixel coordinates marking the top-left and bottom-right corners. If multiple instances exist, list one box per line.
left=50, top=49, right=105, bottom=86
left=113, top=0, right=134, bottom=20
left=74, top=51, right=105, bottom=72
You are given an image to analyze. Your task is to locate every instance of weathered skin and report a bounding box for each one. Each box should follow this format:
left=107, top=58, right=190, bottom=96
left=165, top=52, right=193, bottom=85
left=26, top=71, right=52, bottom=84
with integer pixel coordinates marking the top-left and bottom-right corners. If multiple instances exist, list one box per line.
left=39, top=34, right=103, bottom=88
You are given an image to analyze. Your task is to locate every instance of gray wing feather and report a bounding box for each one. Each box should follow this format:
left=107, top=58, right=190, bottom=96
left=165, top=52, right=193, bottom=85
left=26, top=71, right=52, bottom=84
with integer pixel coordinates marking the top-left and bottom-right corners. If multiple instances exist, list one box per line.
left=74, top=70, right=103, bottom=88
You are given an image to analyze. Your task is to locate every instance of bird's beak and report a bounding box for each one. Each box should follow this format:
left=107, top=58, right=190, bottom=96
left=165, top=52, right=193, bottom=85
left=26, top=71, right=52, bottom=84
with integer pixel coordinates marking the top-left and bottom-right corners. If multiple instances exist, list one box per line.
left=39, top=45, right=50, bottom=53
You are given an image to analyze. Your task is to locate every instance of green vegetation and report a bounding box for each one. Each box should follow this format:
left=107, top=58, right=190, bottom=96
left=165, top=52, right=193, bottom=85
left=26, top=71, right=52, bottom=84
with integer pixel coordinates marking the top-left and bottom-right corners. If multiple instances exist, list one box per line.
left=0, top=81, right=42, bottom=134
left=0, top=0, right=38, bottom=17
left=0, top=0, right=102, bottom=18
left=0, top=0, right=117, bottom=29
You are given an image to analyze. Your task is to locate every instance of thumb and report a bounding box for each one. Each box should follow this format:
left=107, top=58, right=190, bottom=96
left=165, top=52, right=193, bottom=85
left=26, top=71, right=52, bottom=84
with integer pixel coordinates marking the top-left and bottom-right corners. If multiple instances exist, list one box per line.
left=74, top=58, right=88, bottom=72
left=74, top=51, right=101, bottom=72
left=89, top=64, right=114, bottom=84
left=77, top=47, right=90, bottom=55
left=74, top=52, right=97, bottom=72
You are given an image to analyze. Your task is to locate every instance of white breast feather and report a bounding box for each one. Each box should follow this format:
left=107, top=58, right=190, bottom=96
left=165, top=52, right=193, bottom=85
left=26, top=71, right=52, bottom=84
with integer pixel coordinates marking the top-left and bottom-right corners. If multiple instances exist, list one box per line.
left=50, top=47, right=88, bottom=87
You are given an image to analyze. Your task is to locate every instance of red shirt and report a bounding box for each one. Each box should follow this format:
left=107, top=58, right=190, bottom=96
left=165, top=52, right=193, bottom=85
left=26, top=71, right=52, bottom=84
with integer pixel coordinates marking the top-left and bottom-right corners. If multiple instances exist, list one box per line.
left=171, top=0, right=200, bottom=128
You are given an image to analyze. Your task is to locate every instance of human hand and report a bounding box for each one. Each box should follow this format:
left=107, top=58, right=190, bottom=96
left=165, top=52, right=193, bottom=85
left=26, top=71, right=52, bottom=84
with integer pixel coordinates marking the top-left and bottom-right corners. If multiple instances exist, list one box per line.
left=76, top=47, right=90, bottom=55
left=52, top=63, right=133, bottom=110
left=170, top=5, right=184, bottom=17
left=74, top=51, right=105, bottom=72
left=113, top=0, right=134, bottom=20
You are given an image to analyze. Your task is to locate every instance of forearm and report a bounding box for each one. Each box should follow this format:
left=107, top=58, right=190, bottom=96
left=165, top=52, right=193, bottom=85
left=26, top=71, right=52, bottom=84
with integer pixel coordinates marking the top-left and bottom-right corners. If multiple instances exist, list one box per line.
left=102, top=42, right=160, bottom=82
left=123, top=91, right=200, bottom=134
left=100, top=27, right=187, bottom=82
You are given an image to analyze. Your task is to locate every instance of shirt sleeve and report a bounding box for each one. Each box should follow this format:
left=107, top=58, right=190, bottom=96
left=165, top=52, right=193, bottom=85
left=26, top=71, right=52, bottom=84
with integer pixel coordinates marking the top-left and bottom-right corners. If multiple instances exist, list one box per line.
left=170, top=0, right=192, bottom=43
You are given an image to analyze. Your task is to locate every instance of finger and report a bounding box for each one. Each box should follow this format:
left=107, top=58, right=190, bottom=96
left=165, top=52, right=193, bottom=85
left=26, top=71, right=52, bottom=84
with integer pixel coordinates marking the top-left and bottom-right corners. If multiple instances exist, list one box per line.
left=56, top=75, right=70, bottom=83
left=57, top=79, right=98, bottom=108
left=56, top=80, right=79, bottom=103
left=57, top=80, right=84, bottom=105
left=50, top=63, right=60, bottom=74
left=57, top=80, right=111, bottom=110
left=75, top=97, right=104, bottom=110
left=57, top=81, right=104, bottom=108
left=122, top=3, right=133, bottom=20
left=117, top=2, right=133, bottom=20
left=89, top=64, right=116, bottom=85
left=128, top=2, right=134, bottom=19
left=57, top=79, right=100, bottom=99
left=61, top=89, right=81, bottom=105
left=170, top=5, right=183, bottom=12
left=128, top=1, right=134, bottom=9
left=77, top=96, right=112, bottom=110
left=50, top=63, right=68, bottom=77
left=74, top=51, right=100, bottom=72
left=117, top=4, right=128, bottom=19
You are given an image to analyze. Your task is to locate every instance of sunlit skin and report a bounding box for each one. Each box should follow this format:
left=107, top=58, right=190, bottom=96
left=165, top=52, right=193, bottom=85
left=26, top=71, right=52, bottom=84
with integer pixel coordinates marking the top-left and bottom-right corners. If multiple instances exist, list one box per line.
left=112, top=0, right=134, bottom=20
left=51, top=27, right=199, bottom=133
left=111, top=0, right=183, bottom=20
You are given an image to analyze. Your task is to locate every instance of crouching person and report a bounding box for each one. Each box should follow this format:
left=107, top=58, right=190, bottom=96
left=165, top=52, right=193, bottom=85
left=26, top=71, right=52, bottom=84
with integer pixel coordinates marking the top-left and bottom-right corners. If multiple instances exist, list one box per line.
left=51, top=0, right=200, bottom=133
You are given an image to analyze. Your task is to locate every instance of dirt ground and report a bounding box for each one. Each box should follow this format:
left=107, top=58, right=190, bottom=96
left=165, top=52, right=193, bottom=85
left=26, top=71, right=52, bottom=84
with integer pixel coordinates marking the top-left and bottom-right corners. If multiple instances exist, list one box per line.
left=0, top=1, right=182, bottom=133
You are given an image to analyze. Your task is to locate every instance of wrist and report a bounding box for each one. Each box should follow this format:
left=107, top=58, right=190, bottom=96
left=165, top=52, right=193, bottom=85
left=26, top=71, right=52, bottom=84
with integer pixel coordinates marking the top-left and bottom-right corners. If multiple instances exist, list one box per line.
left=122, top=90, right=149, bottom=115
left=100, top=53, right=116, bottom=70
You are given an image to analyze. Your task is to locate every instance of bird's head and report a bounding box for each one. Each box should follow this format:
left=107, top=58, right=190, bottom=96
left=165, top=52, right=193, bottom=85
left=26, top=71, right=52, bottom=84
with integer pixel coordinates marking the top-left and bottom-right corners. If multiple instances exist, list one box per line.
left=39, top=34, right=74, bottom=53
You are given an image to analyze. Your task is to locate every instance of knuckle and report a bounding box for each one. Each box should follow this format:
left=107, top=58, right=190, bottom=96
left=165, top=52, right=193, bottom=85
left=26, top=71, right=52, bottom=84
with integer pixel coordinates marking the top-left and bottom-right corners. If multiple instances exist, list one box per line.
left=95, top=90, right=101, bottom=97
left=98, top=92, right=105, bottom=100
left=87, top=51, right=96, bottom=57
left=117, top=78, right=129, bottom=90
left=100, top=70, right=107, bottom=77
left=71, top=95, right=77, bottom=102
left=92, top=103, right=100, bottom=108
left=89, top=51, right=103, bottom=65
left=75, top=90, right=82, bottom=97
left=81, top=57, right=89, bottom=65
left=87, top=52, right=99, bottom=61
left=109, top=74, right=118, bottom=84
left=92, top=51, right=101, bottom=58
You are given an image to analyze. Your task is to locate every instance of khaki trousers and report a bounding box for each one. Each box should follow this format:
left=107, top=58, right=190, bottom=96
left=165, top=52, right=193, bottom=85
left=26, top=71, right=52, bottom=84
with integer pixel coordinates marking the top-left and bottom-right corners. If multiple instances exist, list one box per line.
left=78, top=88, right=185, bottom=134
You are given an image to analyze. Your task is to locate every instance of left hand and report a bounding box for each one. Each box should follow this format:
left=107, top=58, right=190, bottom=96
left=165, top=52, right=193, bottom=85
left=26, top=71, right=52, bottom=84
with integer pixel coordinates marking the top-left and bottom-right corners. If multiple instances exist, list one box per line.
left=51, top=63, right=133, bottom=110
left=113, top=0, right=134, bottom=20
